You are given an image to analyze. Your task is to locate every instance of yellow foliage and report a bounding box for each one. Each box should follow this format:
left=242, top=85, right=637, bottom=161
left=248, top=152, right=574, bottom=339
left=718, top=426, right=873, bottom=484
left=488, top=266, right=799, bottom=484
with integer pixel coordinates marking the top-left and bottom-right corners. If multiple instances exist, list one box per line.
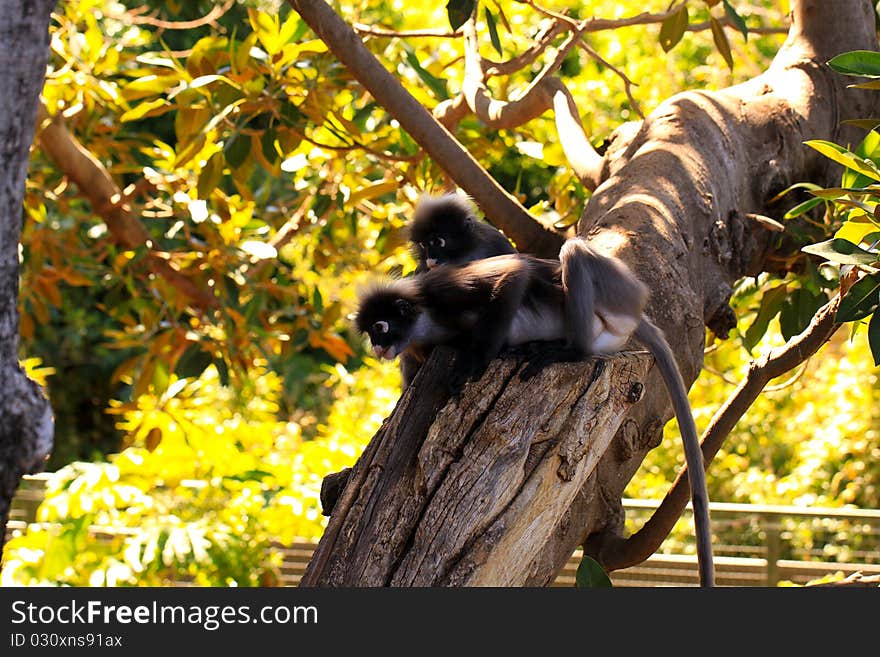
left=3, top=361, right=401, bottom=586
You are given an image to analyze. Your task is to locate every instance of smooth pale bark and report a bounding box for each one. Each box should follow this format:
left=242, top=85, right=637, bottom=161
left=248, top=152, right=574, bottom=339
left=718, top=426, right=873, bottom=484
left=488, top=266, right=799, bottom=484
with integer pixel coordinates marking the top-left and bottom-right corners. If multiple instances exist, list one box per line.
left=300, top=0, right=879, bottom=585
left=0, top=0, right=56, bottom=560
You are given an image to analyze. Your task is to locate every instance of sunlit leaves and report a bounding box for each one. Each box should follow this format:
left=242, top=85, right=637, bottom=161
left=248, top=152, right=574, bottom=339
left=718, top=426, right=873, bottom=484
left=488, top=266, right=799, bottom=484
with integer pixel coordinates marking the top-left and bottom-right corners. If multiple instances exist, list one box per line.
left=575, top=554, right=612, bottom=588
left=247, top=8, right=301, bottom=56
left=837, top=273, right=880, bottom=322
left=659, top=4, right=688, bottom=53
left=446, top=0, right=476, bottom=31
left=805, top=139, right=880, bottom=182
left=710, top=16, right=734, bottom=70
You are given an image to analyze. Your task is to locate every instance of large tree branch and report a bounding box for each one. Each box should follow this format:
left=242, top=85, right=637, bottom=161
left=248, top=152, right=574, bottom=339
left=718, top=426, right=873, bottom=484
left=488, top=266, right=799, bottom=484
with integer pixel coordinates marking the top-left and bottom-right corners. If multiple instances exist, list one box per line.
left=286, top=0, right=563, bottom=257
left=35, top=105, right=218, bottom=310
left=461, top=19, right=603, bottom=190
left=564, top=0, right=878, bottom=574
left=0, top=0, right=56, bottom=561
left=301, top=0, right=879, bottom=586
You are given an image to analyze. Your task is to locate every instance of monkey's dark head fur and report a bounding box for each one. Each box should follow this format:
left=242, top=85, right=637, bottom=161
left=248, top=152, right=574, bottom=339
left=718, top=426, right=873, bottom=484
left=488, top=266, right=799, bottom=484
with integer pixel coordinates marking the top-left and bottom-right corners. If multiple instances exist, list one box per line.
left=355, top=280, right=421, bottom=360
left=409, top=193, right=479, bottom=268
left=409, top=193, right=516, bottom=270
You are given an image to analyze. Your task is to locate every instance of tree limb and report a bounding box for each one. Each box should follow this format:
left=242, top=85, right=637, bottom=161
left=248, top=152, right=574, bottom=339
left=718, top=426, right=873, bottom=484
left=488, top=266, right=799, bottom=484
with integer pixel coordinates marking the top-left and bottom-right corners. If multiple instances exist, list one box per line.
left=119, top=0, right=235, bottom=30
left=0, top=0, right=56, bottom=561
left=544, top=78, right=603, bottom=190
left=596, top=295, right=842, bottom=571
left=287, top=0, right=563, bottom=257
left=35, top=105, right=218, bottom=310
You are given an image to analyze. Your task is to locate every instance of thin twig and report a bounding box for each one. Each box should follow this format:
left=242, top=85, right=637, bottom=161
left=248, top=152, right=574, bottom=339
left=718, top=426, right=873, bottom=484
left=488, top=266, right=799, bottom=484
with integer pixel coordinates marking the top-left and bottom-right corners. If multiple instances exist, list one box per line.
left=119, top=0, right=235, bottom=30
left=353, top=24, right=461, bottom=38
left=577, top=40, right=644, bottom=120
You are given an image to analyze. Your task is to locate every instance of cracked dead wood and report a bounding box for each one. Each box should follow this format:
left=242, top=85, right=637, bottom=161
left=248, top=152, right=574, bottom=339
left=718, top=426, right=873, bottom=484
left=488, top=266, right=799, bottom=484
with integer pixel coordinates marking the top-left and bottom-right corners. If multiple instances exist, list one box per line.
left=302, top=348, right=652, bottom=586
left=298, top=0, right=879, bottom=585
left=0, top=0, right=56, bottom=561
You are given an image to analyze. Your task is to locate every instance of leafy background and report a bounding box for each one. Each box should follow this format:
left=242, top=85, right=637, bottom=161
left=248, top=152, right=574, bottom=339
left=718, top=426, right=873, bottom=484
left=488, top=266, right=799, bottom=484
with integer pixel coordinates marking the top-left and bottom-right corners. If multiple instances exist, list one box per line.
left=4, top=0, right=879, bottom=586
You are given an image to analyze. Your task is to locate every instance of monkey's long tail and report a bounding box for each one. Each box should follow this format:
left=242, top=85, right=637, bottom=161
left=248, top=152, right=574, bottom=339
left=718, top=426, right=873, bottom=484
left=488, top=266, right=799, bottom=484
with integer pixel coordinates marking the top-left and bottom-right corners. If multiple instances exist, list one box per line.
left=635, top=319, right=715, bottom=588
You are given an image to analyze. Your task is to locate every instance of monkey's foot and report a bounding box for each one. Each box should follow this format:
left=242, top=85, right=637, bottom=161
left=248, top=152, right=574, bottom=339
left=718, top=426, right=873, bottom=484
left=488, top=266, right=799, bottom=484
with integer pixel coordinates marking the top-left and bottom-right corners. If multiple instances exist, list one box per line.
left=320, top=467, right=353, bottom=516
left=448, top=355, right=490, bottom=397
left=503, top=339, right=566, bottom=359
left=519, top=343, right=584, bottom=380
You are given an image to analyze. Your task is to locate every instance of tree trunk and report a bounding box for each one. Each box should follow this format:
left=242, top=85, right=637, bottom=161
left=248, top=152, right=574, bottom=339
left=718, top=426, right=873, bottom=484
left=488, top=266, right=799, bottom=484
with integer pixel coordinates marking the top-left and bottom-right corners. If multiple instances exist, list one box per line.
left=0, top=0, right=56, bottom=560
left=301, top=0, right=879, bottom=585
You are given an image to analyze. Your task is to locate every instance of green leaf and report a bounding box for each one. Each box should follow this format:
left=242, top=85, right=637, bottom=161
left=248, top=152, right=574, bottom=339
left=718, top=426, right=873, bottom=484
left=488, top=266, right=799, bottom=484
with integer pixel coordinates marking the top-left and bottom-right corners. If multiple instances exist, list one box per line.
left=802, top=238, right=879, bottom=267
left=805, top=139, right=880, bottom=182
left=780, top=288, right=826, bottom=341
left=224, top=133, right=251, bottom=169
left=828, top=50, right=880, bottom=77
left=446, top=0, right=476, bottom=31
left=485, top=8, right=502, bottom=57
left=809, top=186, right=880, bottom=199
left=723, top=1, right=748, bottom=41
left=659, top=4, right=688, bottom=53
left=837, top=273, right=880, bottom=322
left=575, top=554, right=612, bottom=588
left=197, top=151, right=224, bottom=200
left=841, top=118, right=880, bottom=131
left=869, top=311, right=880, bottom=366
left=176, top=345, right=213, bottom=380
left=404, top=48, right=449, bottom=100
left=261, top=127, right=279, bottom=164
left=855, top=129, right=880, bottom=162
left=784, top=197, right=823, bottom=219
left=710, top=16, right=733, bottom=70
left=768, top=182, right=822, bottom=204
left=744, top=284, right=788, bottom=352
left=848, top=79, right=880, bottom=90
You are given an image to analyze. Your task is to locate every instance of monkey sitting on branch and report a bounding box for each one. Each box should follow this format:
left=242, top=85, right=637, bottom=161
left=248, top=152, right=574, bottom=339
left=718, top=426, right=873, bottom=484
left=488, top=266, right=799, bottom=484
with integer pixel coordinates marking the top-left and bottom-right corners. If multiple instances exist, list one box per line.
left=355, top=241, right=715, bottom=587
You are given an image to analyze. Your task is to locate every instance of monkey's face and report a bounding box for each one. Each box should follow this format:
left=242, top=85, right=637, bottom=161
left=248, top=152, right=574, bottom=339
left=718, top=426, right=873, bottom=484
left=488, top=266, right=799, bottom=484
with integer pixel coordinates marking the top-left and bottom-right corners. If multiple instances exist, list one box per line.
left=417, top=233, right=467, bottom=269
left=355, top=288, right=420, bottom=359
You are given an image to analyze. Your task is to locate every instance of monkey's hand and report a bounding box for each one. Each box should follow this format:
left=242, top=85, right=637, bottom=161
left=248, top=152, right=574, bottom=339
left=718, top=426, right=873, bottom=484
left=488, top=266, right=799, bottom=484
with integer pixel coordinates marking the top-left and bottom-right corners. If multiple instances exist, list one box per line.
left=519, top=342, right=584, bottom=380
left=448, top=352, right=491, bottom=397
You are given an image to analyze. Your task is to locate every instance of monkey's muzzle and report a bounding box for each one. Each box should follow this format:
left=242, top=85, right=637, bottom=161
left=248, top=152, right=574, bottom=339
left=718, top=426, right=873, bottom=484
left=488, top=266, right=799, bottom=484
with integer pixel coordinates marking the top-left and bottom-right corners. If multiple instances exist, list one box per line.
left=373, top=345, right=396, bottom=359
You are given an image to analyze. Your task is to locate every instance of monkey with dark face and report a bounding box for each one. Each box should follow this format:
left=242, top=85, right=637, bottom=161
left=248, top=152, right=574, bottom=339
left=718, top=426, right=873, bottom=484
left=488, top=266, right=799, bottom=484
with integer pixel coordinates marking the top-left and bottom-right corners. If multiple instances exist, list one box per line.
left=409, top=193, right=516, bottom=272
left=395, top=192, right=518, bottom=384
left=357, top=255, right=562, bottom=387
left=355, top=241, right=715, bottom=587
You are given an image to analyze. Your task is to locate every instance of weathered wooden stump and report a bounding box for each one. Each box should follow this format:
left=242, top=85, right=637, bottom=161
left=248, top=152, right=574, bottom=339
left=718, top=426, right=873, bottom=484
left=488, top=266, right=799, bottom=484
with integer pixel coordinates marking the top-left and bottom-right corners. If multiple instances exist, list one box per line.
left=302, top=347, right=651, bottom=586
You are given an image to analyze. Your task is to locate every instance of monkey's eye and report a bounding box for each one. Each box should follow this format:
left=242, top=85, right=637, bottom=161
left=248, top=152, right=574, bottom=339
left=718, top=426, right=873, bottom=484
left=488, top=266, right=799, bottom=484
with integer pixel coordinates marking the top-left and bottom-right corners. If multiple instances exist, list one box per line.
left=373, top=320, right=390, bottom=334
left=429, top=237, right=446, bottom=249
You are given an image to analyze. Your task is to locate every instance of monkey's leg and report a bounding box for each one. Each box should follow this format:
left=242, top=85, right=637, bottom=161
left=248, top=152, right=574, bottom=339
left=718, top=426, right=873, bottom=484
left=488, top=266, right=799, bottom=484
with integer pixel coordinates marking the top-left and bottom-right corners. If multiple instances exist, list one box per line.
left=518, top=341, right=585, bottom=380
left=449, top=274, right=529, bottom=394
left=320, top=467, right=352, bottom=516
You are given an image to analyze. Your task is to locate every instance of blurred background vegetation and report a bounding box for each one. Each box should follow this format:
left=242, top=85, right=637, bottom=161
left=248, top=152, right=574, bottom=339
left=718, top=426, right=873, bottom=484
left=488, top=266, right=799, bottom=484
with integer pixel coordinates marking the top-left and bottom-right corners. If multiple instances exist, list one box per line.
left=3, top=0, right=878, bottom=586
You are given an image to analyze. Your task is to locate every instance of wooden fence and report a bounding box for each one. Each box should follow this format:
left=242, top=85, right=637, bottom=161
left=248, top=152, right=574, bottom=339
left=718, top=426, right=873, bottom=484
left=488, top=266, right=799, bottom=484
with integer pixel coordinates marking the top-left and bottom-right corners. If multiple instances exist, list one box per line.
left=6, top=476, right=880, bottom=586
